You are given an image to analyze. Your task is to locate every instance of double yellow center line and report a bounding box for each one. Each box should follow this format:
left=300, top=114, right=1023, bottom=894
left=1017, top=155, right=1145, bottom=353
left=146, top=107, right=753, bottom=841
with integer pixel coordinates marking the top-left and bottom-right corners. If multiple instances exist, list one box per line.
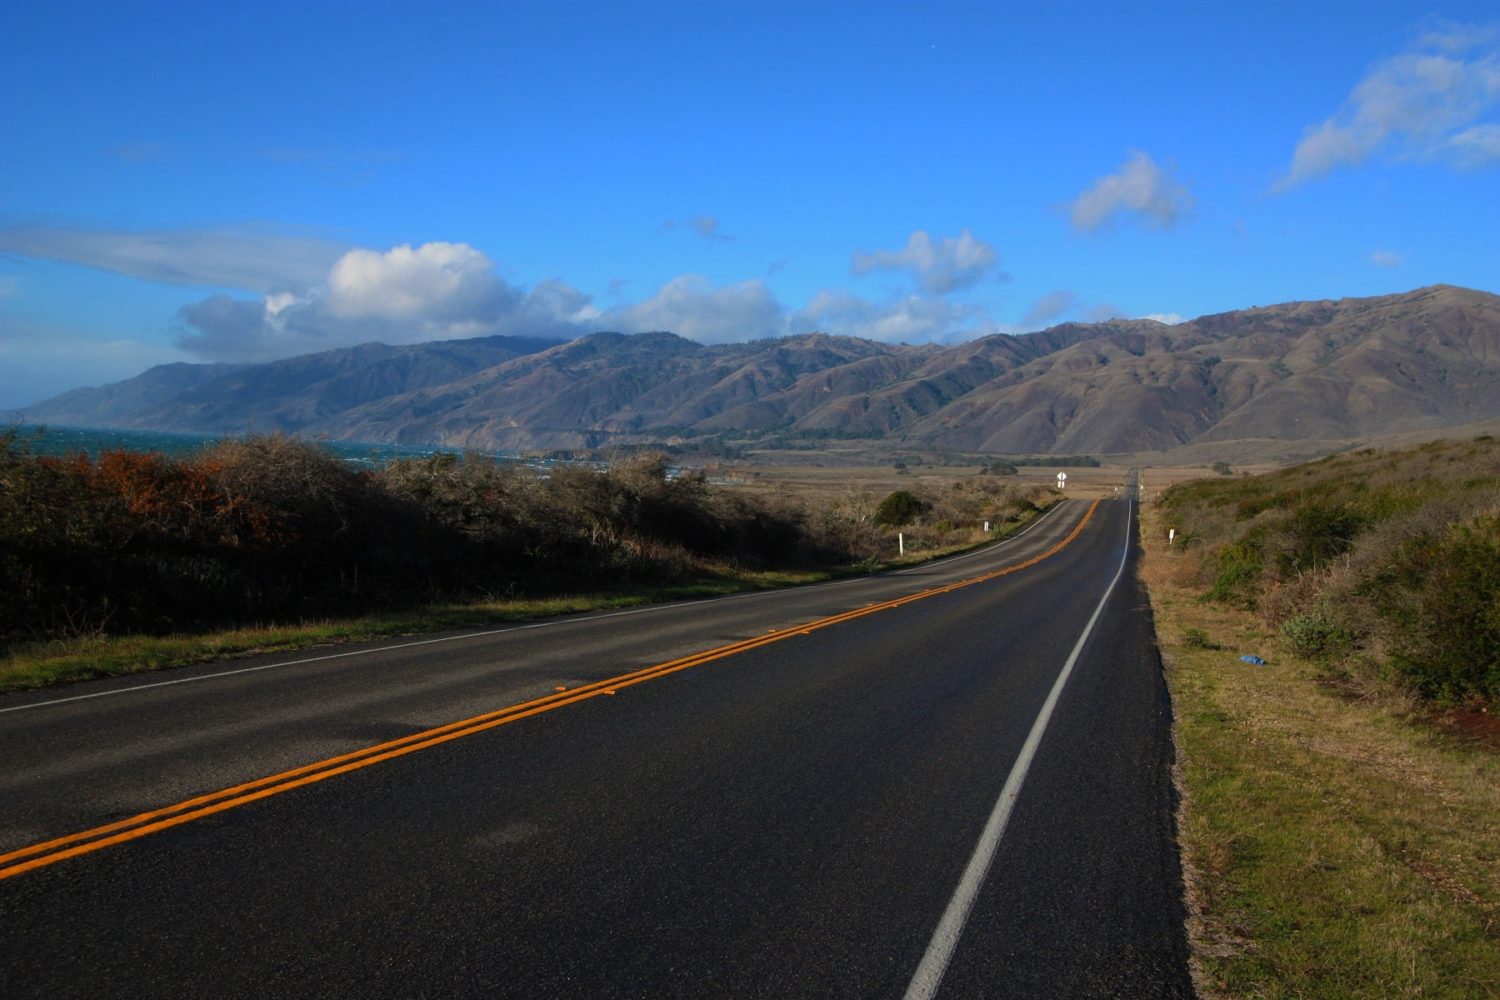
left=0, top=500, right=1101, bottom=881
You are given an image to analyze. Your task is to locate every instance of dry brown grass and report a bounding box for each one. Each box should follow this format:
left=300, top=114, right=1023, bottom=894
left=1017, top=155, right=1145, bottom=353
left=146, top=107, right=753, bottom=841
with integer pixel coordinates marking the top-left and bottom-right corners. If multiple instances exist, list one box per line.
left=739, top=460, right=1136, bottom=500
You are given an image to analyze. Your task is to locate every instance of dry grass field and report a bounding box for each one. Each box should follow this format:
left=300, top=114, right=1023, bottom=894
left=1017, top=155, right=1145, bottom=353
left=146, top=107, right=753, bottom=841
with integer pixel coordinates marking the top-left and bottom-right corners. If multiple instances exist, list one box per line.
left=722, top=459, right=1137, bottom=499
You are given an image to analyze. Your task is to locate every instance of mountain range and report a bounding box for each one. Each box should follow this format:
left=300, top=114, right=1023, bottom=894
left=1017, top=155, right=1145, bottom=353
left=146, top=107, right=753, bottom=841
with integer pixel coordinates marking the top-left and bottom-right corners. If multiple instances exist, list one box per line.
left=19, top=285, right=1500, bottom=461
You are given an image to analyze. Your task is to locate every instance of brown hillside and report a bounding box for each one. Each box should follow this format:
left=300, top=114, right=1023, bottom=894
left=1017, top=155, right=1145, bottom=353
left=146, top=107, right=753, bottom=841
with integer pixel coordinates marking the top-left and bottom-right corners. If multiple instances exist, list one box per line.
left=22, top=285, right=1500, bottom=460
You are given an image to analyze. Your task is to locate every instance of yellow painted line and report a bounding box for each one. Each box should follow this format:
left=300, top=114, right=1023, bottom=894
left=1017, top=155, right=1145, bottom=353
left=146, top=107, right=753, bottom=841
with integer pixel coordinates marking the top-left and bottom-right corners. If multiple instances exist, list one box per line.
left=0, top=500, right=1102, bottom=881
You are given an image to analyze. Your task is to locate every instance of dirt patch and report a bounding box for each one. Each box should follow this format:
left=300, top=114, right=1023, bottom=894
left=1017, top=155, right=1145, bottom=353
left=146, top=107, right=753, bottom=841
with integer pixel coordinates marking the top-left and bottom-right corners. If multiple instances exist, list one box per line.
left=1429, top=705, right=1500, bottom=752
left=1401, top=854, right=1493, bottom=912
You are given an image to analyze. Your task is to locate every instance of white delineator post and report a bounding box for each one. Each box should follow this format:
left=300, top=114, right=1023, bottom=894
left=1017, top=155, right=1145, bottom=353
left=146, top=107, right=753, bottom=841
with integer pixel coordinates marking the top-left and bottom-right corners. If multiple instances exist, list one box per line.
left=898, top=532, right=905, bottom=556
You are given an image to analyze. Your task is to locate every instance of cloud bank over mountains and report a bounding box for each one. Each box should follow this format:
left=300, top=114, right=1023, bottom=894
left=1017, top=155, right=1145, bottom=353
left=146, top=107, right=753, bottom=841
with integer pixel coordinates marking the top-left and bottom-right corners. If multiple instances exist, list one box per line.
left=1, top=216, right=1195, bottom=370
left=850, top=229, right=1005, bottom=294
left=1, top=223, right=1038, bottom=363
left=173, top=242, right=606, bottom=360
left=144, top=231, right=1023, bottom=361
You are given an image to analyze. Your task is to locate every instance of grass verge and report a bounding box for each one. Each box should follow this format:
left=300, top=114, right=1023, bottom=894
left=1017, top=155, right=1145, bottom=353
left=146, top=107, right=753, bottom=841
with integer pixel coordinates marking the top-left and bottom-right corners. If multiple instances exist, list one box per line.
left=0, top=570, right=828, bottom=694
left=1140, top=504, right=1500, bottom=998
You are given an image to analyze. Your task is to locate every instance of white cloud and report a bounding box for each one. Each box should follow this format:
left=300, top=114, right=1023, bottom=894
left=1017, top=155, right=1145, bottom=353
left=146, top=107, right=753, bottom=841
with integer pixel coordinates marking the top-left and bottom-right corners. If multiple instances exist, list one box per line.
left=1371, top=249, right=1405, bottom=268
left=174, top=242, right=599, bottom=360
left=1417, top=19, right=1499, bottom=55
left=163, top=239, right=1001, bottom=360
left=604, top=276, right=781, bottom=344
left=1022, top=290, right=1078, bottom=327
left=1069, top=152, right=1193, bottom=232
left=6, top=223, right=1051, bottom=370
left=0, top=224, right=346, bottom=293
left=325, top=242, right=511, bottom=321
left=175, top=254, right=789, bottom=359
left=1020, top=291, right=1163, bottom=329
left=851, top=229, right=1003, bottom=294
left=527, top=278, right=603, bottom=327
left=789, top=288, right=1005, bottom=344
left=1283, top=120, right=1370, bottom=183
left=1448, top=122, right=1500, bottom=166
left=1279, top=24, right=1500, bottom=188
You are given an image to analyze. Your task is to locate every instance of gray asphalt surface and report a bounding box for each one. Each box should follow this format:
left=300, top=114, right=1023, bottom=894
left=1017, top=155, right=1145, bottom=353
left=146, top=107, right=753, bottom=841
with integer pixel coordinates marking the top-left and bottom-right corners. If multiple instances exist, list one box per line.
left=0, top=490, right=1191, bottom=998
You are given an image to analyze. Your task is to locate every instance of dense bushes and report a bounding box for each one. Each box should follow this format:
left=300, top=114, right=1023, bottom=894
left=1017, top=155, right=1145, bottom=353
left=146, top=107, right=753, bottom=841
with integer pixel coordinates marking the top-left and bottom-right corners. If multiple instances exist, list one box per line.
left=1377, top=516, right=1500, bottom=701
left=1161, top=438, right=1500, bottom=702
left=0, top=434, right=851, bottom=644
left=1, top=431, right=1057, bottom=647
left=874, top=490, right=928, bottom=527
left=1, top=434, right=436, bottom=639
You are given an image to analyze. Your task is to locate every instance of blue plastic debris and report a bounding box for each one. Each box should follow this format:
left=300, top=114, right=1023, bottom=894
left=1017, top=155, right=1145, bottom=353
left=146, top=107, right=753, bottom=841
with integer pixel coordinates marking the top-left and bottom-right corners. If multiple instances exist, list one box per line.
left=1239, top=654, right=1266, bottom=665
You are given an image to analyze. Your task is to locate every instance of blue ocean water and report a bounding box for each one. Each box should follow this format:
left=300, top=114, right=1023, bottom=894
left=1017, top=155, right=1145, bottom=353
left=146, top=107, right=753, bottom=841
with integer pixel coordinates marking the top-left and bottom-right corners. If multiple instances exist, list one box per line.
left=3, top=424, right=500, bottom=469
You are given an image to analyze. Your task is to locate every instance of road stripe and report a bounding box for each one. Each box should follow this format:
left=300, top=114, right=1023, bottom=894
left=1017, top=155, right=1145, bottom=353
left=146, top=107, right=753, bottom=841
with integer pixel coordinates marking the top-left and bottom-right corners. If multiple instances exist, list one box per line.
left=0, top=500, right=1102, bottom=881
left=902, top=499, right=1134, bottom=1000
left=0, top=501, right=1069, bottom=716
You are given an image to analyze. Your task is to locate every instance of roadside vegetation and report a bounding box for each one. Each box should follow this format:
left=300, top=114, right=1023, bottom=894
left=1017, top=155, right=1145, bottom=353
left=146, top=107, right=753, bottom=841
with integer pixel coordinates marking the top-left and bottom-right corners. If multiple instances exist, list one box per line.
left=1160, top=436, right=1500, bottom=703
left=0, top=429, right=1049, bottom=691
left=1140, top=439, right=1500, bottom=997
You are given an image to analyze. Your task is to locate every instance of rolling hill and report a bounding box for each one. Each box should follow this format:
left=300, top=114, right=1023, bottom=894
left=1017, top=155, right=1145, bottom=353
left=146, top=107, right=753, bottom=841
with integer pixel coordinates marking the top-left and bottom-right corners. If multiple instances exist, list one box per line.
left=20, top=285, right=1500, bottom=460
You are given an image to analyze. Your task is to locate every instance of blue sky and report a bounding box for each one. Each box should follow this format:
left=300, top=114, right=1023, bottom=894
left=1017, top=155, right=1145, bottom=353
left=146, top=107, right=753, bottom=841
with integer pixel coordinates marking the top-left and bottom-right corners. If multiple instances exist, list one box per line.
left=2, top=1, right=1497, bottom=409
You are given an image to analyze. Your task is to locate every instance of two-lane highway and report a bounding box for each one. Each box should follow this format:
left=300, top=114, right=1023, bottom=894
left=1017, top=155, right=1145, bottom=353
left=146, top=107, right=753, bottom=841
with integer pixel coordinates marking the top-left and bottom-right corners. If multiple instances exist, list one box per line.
left=0, top=493, right=1191, bottom=997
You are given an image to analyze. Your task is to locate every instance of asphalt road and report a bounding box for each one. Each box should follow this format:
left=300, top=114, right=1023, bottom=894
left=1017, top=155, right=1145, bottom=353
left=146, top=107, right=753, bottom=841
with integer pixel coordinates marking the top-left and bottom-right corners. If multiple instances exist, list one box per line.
left=0, top=491, right=1191, bottom=998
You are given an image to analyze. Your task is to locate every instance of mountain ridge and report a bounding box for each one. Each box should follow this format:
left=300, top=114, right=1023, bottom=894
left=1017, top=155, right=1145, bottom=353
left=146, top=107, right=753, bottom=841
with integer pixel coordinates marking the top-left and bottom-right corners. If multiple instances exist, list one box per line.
left=19, top=285, right=1500, bottom=460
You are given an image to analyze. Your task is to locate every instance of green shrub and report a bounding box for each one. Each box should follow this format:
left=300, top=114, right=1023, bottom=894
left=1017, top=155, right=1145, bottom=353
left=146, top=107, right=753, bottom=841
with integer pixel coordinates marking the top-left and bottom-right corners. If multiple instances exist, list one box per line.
left=1279, top=612, right=1352, bottom=659
left=874, top=490, right=929, bottom=527
left=1207, top=540, right=1264, bottom=606
left=1380, top=517, right=1500, bottom=701
left=1160, top=436, right=1500, bottom=705
left=1282, top=502, right=1364, bottom=573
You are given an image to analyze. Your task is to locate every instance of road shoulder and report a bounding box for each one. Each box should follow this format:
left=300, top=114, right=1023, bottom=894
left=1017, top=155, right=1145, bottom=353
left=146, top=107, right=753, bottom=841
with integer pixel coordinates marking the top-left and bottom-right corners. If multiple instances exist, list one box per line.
left=1139, top=504, right=1500, bottom=998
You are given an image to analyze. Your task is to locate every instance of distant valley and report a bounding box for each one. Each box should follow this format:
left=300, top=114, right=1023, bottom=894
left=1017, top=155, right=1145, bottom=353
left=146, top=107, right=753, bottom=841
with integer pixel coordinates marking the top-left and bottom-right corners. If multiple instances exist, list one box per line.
left=20, top=285, right=1500, bottom=463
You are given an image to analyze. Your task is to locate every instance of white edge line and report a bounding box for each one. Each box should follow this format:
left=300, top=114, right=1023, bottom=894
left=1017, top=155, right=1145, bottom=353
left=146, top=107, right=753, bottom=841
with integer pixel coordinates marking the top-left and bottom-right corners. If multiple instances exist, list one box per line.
left=902, top=498, right=1134, bottom=1000
left=0, top=500, right=1076, bottom=716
